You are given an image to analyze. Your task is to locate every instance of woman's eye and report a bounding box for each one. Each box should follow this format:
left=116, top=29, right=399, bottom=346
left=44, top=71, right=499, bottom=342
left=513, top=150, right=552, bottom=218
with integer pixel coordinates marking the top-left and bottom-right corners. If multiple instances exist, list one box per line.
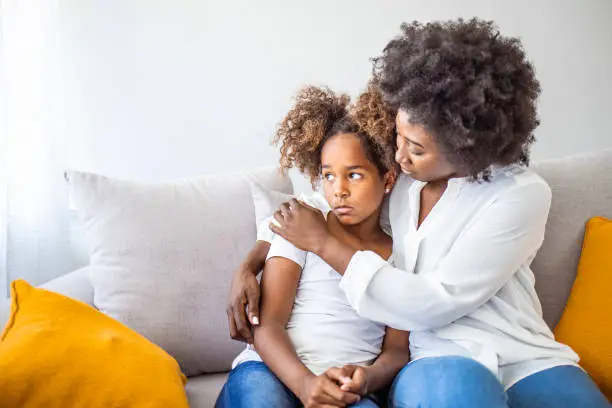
left=349, top=173, right=363, bottom=180
left=323, top=173, right=335, bottom=181
left=411, top=151, right=424, bottom=157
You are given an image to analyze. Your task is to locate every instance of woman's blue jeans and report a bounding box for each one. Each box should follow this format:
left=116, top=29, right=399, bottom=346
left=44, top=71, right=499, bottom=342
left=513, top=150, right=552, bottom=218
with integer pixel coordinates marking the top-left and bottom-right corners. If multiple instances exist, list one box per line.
left=388, top=356, right=610, bottom=408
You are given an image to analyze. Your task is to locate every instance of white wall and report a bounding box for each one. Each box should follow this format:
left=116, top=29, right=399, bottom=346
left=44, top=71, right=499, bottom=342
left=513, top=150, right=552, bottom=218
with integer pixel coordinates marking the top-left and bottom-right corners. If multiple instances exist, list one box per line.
left=59, top=0, right=612, bottom=193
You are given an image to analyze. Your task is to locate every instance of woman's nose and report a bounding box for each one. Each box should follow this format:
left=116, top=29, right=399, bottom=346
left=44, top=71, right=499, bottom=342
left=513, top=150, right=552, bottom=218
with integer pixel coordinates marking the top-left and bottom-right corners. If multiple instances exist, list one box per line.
left=395, top=147, right=411, bottom=165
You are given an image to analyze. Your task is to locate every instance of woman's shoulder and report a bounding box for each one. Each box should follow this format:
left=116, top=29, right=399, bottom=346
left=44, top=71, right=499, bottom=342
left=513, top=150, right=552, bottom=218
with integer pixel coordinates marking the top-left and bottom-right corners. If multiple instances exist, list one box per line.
left=490, top=165, right=550, bottom=191
left=482, top=165, right=552, bottom=206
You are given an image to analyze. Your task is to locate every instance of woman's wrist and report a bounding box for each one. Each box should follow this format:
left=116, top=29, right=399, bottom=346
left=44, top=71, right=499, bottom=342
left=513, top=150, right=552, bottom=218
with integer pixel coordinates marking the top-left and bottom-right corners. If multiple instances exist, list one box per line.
left=311, top=228, right=334, bottom=255
left=313, top=234, right=357, bottom=275
left=245, top=240, right=271, bottom=274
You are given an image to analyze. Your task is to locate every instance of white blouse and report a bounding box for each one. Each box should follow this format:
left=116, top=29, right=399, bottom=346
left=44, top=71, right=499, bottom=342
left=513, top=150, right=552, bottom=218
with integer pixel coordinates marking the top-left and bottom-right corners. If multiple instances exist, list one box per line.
left=338, top=165, right=579, bottom=388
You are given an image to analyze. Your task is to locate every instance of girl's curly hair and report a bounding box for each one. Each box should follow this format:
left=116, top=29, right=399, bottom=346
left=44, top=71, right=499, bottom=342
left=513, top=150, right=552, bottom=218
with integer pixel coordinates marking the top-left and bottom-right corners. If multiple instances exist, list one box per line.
left=274, top=83, right=397, bottom=187
left=373, top=18, right=541, bottom=180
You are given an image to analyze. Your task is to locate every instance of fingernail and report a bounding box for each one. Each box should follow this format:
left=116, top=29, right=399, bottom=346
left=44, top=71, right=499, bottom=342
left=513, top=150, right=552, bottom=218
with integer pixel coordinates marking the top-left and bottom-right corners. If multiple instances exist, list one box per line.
left=251, top=316, right=260, bottom=325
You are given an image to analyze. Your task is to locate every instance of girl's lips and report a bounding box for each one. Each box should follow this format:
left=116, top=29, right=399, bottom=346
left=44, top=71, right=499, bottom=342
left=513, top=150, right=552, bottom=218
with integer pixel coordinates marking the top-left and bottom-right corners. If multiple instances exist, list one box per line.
left=333, top=206, right=353, bottom=215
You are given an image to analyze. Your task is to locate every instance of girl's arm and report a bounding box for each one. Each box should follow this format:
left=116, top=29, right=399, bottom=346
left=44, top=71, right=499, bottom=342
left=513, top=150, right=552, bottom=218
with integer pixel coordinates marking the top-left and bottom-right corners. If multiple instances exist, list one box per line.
left=361, top=327, right=410, bottom=393
left=254, top=254, right=360, bottom=406
left=335, top=327, right=409, bottom=396
left=253, top=256, right=311, bottom=396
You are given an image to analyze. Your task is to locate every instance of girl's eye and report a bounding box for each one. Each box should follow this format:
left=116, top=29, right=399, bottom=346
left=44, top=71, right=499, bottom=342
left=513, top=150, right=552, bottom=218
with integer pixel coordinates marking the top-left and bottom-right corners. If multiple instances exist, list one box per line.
left=349, top=172, right=363, bottom=180
left=323, top=173, right=335, bottom=181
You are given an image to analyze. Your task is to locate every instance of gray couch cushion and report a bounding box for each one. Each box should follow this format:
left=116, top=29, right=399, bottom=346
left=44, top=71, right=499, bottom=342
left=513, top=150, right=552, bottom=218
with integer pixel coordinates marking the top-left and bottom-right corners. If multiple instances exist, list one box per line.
left=186, top=373, right=228, bottom=408
left=67, top=167, right=293, bottom=376
left=531, top=149, right=612, bottom=328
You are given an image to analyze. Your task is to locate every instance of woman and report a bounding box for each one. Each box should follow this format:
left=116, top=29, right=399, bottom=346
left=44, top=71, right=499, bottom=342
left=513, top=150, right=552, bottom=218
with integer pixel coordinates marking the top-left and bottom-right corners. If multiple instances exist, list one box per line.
left=227, top=19, right=610, bottom=407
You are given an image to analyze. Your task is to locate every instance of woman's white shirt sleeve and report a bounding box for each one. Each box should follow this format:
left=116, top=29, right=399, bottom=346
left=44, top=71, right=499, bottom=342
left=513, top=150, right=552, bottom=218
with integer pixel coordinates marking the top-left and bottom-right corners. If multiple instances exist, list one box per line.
left=339, top=180, right=552, bottom=331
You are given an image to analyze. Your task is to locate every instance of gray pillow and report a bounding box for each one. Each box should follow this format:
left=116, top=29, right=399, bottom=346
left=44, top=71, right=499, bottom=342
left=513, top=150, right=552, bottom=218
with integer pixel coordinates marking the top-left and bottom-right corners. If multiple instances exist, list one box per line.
left=66, top=167, right=293, bottom=376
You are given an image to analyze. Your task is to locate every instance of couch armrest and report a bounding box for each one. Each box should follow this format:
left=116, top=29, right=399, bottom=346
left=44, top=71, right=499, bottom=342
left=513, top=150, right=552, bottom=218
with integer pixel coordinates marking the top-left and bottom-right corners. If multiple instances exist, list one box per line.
left=1, top=266, right=94, bottom=328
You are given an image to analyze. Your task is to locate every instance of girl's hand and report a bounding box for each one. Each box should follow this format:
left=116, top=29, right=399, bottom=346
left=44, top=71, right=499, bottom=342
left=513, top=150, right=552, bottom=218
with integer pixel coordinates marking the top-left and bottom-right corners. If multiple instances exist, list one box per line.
left=269, top=199, right=331, bottom=254
left=330, top=365, right=370, bottom=396
left=299, top=372, right=361, bottom=407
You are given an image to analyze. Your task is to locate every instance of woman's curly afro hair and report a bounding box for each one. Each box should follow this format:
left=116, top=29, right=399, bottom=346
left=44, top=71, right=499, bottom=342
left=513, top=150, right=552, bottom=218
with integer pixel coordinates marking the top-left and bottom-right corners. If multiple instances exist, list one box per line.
left=373, top=18, right=541, bottom=180
left=274, top=82, right=397, bottom=187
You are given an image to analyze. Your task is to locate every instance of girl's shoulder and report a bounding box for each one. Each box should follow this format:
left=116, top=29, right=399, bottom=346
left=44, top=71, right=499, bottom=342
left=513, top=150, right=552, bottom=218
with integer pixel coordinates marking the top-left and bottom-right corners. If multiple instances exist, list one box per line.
left=298, top=192, right=332, bottom=220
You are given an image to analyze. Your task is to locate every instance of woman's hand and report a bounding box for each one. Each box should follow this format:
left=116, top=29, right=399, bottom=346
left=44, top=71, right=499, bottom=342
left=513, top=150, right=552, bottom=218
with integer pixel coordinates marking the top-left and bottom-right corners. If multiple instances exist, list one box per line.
left=226, top=241, right=271, bottom=343
left=299, top=372, right=361, bottom=408
left=269, top=199, right=331, bottom=254
left=226, top=262, right=261, bottom=343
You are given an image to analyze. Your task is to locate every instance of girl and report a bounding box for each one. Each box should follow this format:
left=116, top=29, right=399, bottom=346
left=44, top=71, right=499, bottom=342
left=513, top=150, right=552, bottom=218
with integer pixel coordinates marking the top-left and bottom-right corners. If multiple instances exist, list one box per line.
left=228, top=19, right=610, bottom=408
left=217, top=85, right=410, bottom=408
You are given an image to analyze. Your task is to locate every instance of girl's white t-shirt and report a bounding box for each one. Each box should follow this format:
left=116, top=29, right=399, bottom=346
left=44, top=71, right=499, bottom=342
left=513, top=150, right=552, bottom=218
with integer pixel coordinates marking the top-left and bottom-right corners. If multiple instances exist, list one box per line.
left=233, top=193, right=388, bottom=375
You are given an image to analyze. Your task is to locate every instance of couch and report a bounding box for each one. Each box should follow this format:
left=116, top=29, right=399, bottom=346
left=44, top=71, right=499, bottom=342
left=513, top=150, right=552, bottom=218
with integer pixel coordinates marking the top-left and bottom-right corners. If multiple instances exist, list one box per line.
left=2, top=149, right=612, bottom=407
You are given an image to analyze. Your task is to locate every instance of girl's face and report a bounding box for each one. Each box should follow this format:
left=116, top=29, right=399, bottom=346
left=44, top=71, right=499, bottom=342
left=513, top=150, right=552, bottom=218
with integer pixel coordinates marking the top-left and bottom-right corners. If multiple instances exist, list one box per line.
left=395, top=109, right=458, bottom=182
left=320, top=133, right=394, bottom=226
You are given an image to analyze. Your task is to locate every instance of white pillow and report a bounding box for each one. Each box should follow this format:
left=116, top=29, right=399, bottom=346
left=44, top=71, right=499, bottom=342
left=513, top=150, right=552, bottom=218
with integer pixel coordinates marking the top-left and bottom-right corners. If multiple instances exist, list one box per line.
left=250, top=180, right=294, bottom=242
left=66, top=167, right=293, bottom=376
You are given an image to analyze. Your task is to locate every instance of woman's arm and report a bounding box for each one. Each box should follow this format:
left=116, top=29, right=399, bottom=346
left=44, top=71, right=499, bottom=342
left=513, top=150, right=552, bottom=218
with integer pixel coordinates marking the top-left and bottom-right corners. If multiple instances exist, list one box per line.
left=274, top=182, right=551, bottom=332
left=227, top=240, right=270, bottom=343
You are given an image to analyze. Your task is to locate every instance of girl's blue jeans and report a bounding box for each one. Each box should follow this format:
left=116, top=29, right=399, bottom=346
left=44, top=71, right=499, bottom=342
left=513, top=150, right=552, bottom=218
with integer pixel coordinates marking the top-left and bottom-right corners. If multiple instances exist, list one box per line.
left=215, top=357, right=610, bottom=407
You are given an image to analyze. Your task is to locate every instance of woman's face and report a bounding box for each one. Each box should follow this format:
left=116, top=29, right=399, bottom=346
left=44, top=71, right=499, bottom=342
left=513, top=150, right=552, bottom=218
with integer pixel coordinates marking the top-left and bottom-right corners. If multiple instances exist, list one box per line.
left=320, top=133, right=394, bottom=226
left=395, top=109, right=458, bottom=182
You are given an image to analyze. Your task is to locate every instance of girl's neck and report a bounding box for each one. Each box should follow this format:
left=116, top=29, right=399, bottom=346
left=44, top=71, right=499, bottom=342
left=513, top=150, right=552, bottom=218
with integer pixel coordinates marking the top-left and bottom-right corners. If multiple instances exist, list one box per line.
left=342, top=209, right=385, bottom=243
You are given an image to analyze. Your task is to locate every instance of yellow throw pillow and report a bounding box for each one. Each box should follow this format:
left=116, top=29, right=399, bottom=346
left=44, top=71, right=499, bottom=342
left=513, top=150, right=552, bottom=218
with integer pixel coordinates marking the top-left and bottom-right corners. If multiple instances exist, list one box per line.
left=0, top=280, right=189, bottom=408
left=554, top=216, right=612, bottom=400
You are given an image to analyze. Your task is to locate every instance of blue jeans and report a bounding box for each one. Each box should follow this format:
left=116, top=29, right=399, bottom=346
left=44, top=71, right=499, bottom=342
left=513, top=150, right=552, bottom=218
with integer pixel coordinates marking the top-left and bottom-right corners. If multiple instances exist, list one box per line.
left=215, top=361, right=380, bottom=408
left=389, top=356, right=610, bottom=408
